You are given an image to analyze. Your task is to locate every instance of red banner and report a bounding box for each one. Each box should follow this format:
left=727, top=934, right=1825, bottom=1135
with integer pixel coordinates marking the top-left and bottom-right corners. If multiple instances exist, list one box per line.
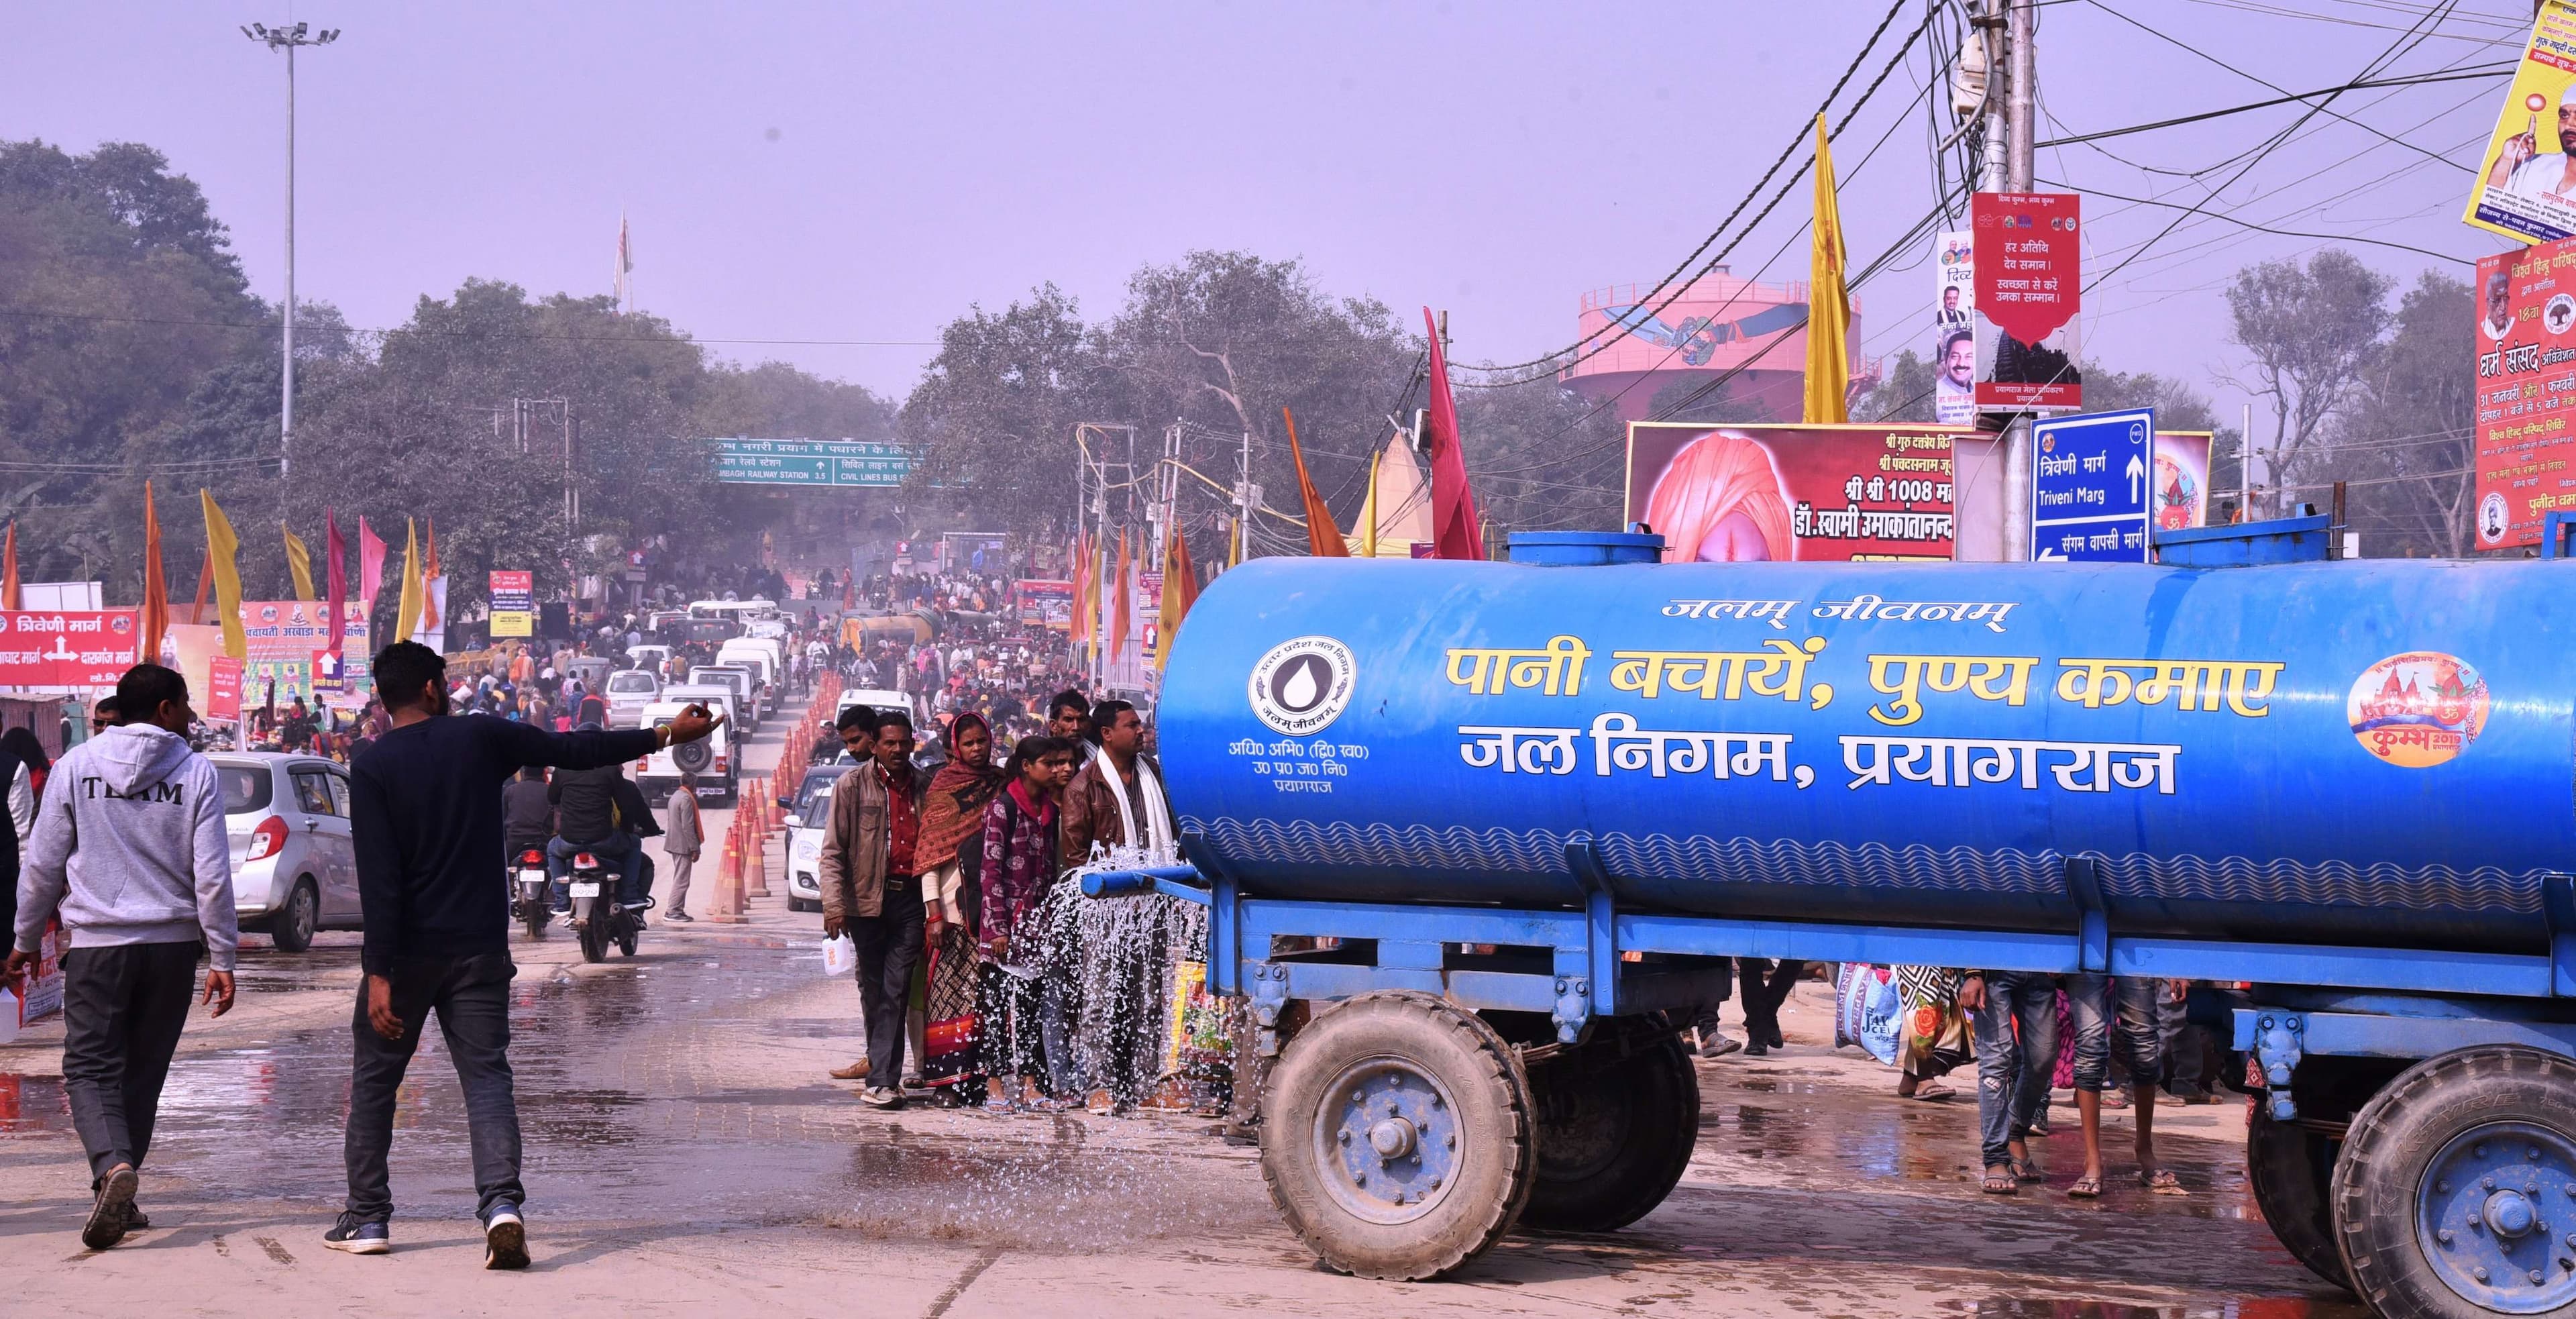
left=2473, top=235, right=2576, bottom=550
left=1973, top=192, right=2080, bottom=346
left=0, top=611, right=139, bottom=688
left=209, top=654, right=243, bottom=719
left=1625, top=423, right=1962, bottom=562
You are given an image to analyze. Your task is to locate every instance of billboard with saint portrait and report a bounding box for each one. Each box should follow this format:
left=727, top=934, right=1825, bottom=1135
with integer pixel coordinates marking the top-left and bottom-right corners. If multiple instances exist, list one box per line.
left=1624, top=423, right=1967, bottom=562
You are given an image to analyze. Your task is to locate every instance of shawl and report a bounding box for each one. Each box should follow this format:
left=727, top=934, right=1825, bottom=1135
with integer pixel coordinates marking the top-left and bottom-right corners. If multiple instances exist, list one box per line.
left=915, top=713, right=1002, bottom=869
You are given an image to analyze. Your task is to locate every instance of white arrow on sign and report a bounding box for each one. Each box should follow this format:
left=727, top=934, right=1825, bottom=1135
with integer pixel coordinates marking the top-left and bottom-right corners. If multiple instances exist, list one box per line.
left=2126, top=452, right=2146, bottom=503
left=2036, top=547, right=2067, bottom=561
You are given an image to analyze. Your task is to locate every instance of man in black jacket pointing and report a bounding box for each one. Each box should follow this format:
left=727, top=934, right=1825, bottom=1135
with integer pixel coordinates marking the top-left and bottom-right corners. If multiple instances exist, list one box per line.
left=329, top=642, right=718, bottom=1268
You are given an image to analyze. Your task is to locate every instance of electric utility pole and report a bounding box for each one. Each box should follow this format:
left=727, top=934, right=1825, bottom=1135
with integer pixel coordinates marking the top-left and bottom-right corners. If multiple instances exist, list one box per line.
left=241, top=21, right=339, bottom=497
left=1994, top=0, right=2037, bottom=560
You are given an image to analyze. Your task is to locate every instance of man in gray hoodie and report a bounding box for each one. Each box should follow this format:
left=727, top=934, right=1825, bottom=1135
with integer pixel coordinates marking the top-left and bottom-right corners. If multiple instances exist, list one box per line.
left=7, top=663, right=236, bottom=1251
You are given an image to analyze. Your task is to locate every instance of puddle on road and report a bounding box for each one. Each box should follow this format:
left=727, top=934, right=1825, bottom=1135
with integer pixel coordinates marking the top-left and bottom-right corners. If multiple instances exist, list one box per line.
left=1950, top=1299, right=2369, bottom=1319
left=825, top=1126, right=1274, bottom=1251
left=0, top=1073, right=66, bottom=1131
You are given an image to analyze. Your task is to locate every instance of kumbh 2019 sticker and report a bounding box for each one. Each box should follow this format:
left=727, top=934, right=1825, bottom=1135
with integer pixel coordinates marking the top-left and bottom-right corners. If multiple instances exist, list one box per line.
left=2347, top=651, right=2489, bottom=769
left=1247, top=635, right=1356, bottom=736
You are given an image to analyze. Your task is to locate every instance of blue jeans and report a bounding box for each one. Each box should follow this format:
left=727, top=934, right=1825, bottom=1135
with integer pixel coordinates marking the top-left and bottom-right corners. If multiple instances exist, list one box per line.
left=2064, top=973, right=2163, bottom=1093
left=343, top=953, right=521, bottom=1224
left=547, top=834, right=641, bottom=906
left=1970, top=971, right=2059, bottom=1168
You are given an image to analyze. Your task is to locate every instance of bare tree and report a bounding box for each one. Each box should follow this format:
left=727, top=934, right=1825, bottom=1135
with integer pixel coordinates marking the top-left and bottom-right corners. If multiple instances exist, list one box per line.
left=2304, top=272, right=2475, bottom=557
left=2220, top=250, right=2393, bottom=515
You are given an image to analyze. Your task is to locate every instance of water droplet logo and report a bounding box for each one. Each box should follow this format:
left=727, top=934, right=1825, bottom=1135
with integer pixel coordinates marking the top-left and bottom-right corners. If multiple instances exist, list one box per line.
left=1248, top=636, right=1356, bottom=735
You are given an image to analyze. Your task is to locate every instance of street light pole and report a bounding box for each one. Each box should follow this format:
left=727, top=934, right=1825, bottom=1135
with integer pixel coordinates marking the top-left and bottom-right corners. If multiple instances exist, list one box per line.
left=241, top=21, right=339, bottom=490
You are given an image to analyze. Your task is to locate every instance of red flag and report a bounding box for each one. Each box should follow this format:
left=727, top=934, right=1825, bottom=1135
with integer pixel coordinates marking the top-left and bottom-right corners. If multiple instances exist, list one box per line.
left=420, top=517, right=443, bottom=633
left=1283, top=409, right=1347, bottom=558
left=1107, top=528, right=1132, bottom=663
left=1421, top=308, right=1484, bottom=560
left=140, top=484, right=168, bottom=663
left=324, top=509, right=347, bottom=671
left=358, top=517, right=387, bottom=608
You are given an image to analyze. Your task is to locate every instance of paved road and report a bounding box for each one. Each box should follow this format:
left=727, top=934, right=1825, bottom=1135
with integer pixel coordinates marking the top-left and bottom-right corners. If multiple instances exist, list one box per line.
left=0, top=707, right=2364, bottom=1316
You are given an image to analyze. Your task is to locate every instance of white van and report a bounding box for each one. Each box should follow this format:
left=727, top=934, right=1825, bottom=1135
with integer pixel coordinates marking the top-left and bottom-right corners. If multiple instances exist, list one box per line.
left=834, top=686, right=915, bottom=729
left=716, top=638, right=783, bottom=712
left=637, top=696, right=735, bottom=805
left=690, top=666, right=761, bottom=732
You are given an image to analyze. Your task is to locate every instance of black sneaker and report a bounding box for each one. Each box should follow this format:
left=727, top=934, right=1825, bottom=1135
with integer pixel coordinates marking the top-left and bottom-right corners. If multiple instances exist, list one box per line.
left=324, top=1214, right=391, bottom=1255
left=1743, top=1039, right=1770, bottom=1057
left=83, top=1165, right=137, bottom=1250
left=663, top=910, right=693, bottom=923
left=482, top=1204, right=529, bottom=1270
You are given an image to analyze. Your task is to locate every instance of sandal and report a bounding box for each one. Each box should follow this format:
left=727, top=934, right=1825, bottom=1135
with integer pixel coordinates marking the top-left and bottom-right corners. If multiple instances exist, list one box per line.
left=2141, top=1168, right=2187, bottom=1196
left=2068, top=1173, right=2104, bottom=1199
left=2009, top=1157, right=2046, bottom=1183
left=1904, top=1083, right=1956, bottom=1102
left=1981, top=1165, right=2019, bottom=1196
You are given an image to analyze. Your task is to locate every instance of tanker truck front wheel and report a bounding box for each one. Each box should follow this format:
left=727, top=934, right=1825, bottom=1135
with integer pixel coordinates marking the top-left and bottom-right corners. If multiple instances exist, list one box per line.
left=1520, top=1025, right=1701, bottom=1232
left=1260, top=991, right=1534, bottom=1280
left=2332, top=1045, right=2576, bottom=1318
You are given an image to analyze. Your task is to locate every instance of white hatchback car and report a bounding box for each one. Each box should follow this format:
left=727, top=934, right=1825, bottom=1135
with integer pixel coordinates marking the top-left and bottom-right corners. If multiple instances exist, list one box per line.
left=211, top=753, right=363, bottom=952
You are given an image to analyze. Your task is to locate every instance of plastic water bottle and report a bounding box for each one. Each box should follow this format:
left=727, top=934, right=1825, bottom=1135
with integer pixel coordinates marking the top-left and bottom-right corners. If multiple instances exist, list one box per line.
left=0, top=988, right=20, bottom=1045
left=820, top=935, right=855, bottom=978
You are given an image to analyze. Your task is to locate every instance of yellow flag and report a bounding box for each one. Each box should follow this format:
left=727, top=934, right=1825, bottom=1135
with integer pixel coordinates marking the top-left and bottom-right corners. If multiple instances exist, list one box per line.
left=1803, top=113, right=1851, bottom=426
left=200, top=490, right=247, bottom=661
left=394, top=519, right=424, bottom=645
left=282, top=523, right=317, bottom=602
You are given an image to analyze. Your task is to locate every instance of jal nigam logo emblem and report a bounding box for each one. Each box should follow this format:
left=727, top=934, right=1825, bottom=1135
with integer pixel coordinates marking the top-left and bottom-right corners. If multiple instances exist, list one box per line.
left=1247, top=635, right=1356, bottom=736
left=2347, top=651, right=2489, bottom=769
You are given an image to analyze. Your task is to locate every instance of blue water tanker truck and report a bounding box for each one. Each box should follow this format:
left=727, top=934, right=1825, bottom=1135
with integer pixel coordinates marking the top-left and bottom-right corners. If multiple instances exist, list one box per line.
left=1081, top=523, right=2576, bottom=1316
left=1092, top=523, right=2576, bottom=1308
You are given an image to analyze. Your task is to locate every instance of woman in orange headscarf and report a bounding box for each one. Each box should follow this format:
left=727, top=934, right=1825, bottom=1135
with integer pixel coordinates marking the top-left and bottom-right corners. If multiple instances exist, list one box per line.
left=1643, top=430, right=1795, bottom=562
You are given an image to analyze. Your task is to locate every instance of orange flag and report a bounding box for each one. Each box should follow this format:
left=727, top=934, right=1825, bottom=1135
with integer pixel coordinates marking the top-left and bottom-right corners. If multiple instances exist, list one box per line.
left=186, top=545, right=211, bottom=626
left=1283, top=409, right=1346, bottom=558
left=1070, top=531, right=1094, bottom=648
left=420, top=517, right=443, bottom=633
left=1155, top=521, right=1200, bottom=672
left=1107, top=528, right=1132, bottom=663
left=1, top=521, right=18, bottom=611
left=140, top=482, right=169, bottom=664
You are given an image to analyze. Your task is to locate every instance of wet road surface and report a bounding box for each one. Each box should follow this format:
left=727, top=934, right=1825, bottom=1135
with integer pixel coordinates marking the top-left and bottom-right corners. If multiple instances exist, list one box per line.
left=0, top=715, right=2368, bottom=1315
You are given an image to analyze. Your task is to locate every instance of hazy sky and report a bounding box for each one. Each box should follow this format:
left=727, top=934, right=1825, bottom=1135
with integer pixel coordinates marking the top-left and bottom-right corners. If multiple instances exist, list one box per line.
left=1, top=1, right=2532, bottom=438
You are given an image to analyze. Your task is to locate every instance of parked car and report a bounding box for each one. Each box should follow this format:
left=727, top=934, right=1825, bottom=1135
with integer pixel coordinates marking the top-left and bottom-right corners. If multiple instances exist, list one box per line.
left=602, top=668, right=661, bottom=729
left=784, top=762, right=851, bottom=817
left=832, top=687, right=915, bottom=729
left=213, top=753, right=362, bottom=952
left=786, top=782, right=830, bottom=912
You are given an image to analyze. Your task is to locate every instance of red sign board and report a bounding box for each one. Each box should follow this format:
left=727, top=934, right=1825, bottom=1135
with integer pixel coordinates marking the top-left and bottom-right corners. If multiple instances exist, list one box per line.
left=1626, top=423, right=1960, bottom=562
left=209, top=654, right=244, bottom=719
left=1972, top=192, right=2081, bottom=346
left=0, top=611, right=139, bottom=688
left=2473, top=235, right=2576, bottom=550
left=1013, top=578, right=1075, bottom=631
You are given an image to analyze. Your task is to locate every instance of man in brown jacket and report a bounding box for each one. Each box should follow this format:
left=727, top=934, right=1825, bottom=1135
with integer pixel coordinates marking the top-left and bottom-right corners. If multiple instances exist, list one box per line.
left=819, top=706, right=926, bottom=1109
left=1060, top=700, right=1173, bottom=872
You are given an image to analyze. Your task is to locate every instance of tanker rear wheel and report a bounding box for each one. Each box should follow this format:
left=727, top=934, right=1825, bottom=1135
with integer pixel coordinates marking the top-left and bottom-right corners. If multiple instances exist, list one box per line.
left=1521, top=1026, right=1700, bottom=1232
left=2248, top=1104, right=2351, bottom=1293
left=1260, top=991, right=1534, bottom=1280
left=2332, top=1045, right=2576, bottom=1319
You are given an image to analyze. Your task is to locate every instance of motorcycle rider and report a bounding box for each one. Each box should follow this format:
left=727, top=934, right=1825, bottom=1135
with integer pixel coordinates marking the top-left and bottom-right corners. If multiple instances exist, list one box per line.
left=499, top=767, right=551, bottom=869
left=544, top=727, right=645, bottom=911
left=609, top=771, right=662, bottom=910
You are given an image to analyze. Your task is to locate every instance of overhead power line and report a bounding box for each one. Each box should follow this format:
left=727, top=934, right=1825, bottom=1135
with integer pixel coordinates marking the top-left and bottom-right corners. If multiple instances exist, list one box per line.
left=2033, top=62, right=2510, bottom=154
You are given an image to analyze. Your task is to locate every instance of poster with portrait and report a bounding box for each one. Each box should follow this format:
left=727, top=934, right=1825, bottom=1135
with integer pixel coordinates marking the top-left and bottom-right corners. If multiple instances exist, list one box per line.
left=2473, top=235, right=2576, bottom=549
left=2464, top=0, right=2576, bottom=246
left=1932, top=230, right=1979, bottom=425
left=2154, top=431, right=2213, bottom=530
left=1625, top=423, right=1965, bottom=562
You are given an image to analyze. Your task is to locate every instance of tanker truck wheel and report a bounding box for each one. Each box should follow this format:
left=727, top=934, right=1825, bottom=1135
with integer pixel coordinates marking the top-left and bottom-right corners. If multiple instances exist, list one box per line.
left=1520, top=1027, right=1700, bottom=1232
left=2247, top=1104, right=2351, bottom=1293
left=1260, top=990, right=1535, bottom=1280
left=2332, top=1045, right=2576, bottom=1318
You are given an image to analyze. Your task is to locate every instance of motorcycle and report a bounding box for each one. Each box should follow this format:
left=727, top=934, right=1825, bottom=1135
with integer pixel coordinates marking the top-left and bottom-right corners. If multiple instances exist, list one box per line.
left=566, top=848, right=647, bottom=963
left=513, top=847, right=551, bottom=939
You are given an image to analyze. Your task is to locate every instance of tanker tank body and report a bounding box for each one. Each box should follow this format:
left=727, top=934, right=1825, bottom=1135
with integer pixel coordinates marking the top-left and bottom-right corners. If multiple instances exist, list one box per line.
left=1087, top=527, right=2576, bottom=1314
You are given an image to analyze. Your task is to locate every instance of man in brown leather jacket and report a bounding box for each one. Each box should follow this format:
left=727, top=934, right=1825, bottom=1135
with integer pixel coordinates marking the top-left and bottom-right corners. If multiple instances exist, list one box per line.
left=819, top=706, right=928, bottom=1109
left=1060, top=700, right=1171, bottom=872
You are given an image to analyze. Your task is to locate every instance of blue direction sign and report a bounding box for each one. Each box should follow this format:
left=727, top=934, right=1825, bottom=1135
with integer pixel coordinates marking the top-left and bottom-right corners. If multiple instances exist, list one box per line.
left=2030, top=408, right=2155, bottom=562
left=712, top=437, right=913, bottom=488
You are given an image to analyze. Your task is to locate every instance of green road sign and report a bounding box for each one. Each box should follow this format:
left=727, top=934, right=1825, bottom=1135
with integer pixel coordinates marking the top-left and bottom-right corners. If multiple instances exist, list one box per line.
left=712, top=438, right=913, bottom=487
